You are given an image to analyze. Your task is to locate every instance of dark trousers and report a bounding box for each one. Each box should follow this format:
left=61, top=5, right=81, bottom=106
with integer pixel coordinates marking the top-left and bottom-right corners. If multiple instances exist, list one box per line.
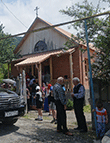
left=27, top=99, right=30, bottom=111
left=74, top=98, right=87, bottom=131
left=55, top=100, right=68, bottom=133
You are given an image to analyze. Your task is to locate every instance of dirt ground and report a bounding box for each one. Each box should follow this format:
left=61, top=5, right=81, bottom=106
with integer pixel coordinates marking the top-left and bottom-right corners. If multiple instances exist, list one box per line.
left=0, top=110, right=96, bottom=143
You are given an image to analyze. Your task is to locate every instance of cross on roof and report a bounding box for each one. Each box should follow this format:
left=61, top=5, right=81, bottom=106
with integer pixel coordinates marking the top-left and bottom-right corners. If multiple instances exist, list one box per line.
left=34, top=6, right=39, bottom=17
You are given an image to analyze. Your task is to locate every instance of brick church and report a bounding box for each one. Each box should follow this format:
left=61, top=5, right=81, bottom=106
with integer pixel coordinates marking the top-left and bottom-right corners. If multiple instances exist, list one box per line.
left=11, top=17, right=95, bottom=94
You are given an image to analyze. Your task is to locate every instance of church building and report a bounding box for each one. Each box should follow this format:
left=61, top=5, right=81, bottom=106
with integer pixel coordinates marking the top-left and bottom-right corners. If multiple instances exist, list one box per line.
left=11, top=17, right=95, bottom=94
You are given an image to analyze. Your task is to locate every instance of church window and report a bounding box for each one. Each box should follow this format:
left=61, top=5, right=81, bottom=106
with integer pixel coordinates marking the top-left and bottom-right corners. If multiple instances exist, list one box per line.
left=34, top=40, right=47, bottom=52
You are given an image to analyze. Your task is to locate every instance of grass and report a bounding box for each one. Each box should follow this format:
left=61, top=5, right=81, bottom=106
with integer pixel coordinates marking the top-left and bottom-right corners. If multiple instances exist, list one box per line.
left=23, top=114, right=30, bottom=119
left=72, top=122, right=77, bottom=125
left=84, top=104, right=91, bottom=113
left=22, top=112, right=37, bottom=119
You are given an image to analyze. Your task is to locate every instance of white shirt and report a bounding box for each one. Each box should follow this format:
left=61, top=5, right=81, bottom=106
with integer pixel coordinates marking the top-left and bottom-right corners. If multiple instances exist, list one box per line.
left=36, top=91, right=43, bottom=102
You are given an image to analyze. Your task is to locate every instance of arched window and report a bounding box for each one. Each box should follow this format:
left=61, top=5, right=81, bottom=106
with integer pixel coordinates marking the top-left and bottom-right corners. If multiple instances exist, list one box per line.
left=34, top=40, right=47, bottom=52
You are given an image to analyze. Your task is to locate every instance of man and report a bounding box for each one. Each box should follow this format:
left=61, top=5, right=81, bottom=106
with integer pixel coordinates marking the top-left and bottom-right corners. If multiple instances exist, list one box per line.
left=71, top=77, right=87, bottom=133
left=53, top=77, right=72, bottom=136
left=29, top=76, right=35, bottom=86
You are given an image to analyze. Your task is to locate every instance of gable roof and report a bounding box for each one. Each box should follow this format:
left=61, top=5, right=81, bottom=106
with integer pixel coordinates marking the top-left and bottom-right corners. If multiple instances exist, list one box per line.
left=14, top=17, right=95, bottom=54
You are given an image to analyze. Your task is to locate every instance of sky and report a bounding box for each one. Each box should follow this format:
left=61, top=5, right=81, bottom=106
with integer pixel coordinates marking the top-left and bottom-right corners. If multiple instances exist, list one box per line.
left=0, top=0, right=109, bottom=36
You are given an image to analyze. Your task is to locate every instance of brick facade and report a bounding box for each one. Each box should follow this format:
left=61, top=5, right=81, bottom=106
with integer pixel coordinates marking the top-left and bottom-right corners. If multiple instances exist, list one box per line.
left=52, top=54, right=70, bottom=79
left=11, top=45, right=93, bottom=90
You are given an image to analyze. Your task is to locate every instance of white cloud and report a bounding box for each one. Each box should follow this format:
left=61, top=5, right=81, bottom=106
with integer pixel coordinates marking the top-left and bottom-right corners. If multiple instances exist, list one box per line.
left=0, top=0, right=109, bottom=35
left=0, top=0, right=74, bottom=35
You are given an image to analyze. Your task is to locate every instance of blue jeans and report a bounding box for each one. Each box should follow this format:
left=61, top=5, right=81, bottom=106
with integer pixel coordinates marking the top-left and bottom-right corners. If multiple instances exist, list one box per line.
left=97, top=122, right=105, bottom=137
left=31, top=92, right=36, bottom=106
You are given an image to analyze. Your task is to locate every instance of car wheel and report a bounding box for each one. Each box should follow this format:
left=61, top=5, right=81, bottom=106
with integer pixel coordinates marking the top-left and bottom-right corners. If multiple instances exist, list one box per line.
left=2, top=119, right=18, bottom=125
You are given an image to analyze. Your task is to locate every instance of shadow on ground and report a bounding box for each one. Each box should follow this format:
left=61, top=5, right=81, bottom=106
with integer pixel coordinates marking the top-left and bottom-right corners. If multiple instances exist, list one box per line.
left=32, top=127, right=95, bottom=143
left=0, top=122, right=19, bottom=136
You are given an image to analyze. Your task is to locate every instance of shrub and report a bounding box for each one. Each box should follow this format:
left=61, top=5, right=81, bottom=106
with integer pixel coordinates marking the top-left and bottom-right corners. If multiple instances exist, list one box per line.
left=83, top=104, right=91, bottom=113
left=66, top=99, right=73, bottom=110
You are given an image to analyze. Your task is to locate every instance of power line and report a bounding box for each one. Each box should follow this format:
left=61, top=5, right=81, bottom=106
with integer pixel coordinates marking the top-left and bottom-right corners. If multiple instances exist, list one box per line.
left=0, top=10, right=110, bottom=41
left=1, top=0, right=28, bottom=28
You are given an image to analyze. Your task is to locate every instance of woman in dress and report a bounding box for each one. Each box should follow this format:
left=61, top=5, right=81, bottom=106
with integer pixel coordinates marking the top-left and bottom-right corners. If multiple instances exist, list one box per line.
left=44, top=83, right=52, bottom=112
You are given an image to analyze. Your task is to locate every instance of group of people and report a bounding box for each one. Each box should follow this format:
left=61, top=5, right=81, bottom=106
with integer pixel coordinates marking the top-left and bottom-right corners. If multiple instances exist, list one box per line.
left=26, top=77, right=57, bottom=123
left=53, top=77, right=87, bottom=136
left=53, top=76, right=108, bottom=139
left=26, top=76, right=108, bottom=139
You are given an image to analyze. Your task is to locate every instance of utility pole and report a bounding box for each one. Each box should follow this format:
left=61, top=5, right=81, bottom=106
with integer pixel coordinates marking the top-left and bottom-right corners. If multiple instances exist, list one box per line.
left=84, top=20, right=98, bottom=137
left=34, top=6, right=39, bottom=18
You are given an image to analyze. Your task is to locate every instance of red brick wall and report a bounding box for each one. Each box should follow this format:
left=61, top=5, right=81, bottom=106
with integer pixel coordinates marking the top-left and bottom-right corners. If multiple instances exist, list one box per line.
left=72, top=46, right=93, bottom=89
left=52, top=54, right=70, bottom=79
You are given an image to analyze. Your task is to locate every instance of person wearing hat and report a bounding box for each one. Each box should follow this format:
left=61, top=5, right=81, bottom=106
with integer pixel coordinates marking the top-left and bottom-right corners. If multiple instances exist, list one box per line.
left=35, top=86, right=43, bottom=121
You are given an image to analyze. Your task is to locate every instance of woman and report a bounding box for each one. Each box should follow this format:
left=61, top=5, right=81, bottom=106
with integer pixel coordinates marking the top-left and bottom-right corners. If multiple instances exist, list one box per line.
left=42, top=82, right=46, bottom=95
left=44, top=83, right=52, bottom=112
left=42, top=82, right=46, bottom=109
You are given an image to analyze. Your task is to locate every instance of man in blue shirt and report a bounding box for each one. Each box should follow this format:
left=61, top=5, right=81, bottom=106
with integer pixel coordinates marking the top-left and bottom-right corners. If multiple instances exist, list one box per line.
left=71, top=77, right=87, bottom=133
left=53, top=77, right=72, bottom=136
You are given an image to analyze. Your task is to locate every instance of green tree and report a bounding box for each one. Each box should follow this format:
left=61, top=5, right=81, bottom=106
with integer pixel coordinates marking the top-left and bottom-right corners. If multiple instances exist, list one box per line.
left=60, top=0, right=110, bottom=83
left=0, top=24, right=20, bottom=79
left=92, top=26, right=110, bottom=82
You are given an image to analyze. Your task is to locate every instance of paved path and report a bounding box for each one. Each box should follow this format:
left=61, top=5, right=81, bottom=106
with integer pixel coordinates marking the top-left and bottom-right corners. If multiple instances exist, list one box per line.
left=0, top=110, right=95, bottom=143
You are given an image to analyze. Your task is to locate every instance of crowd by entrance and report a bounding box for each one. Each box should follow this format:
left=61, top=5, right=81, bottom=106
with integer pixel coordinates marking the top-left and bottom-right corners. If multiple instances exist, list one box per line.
left=26, top=74, right=57, bottom=124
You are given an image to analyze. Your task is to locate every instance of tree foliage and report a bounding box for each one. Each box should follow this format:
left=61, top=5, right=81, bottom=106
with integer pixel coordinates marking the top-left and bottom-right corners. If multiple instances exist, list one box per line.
left=0, top=24, right=20, bottom=64
left=60, top=0, right=110, bottom=83
left=92, top=27, right=110, bottom=82
left=0, top=23, right=21, bottom=78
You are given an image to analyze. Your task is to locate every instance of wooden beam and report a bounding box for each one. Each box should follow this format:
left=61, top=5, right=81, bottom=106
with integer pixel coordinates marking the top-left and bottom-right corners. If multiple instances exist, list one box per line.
left=16, top=66, right=19, bottom=71
left=27, top=66, right=29, bottom=73
left=20, top=67, right=22, bottom=74
left=32, top=65, right=34, bottom=76
left=50, top=56, right=53, bottom=81
left=38, top=63, right=42, bottom=88
left=69, top=54, right=73, bottom=91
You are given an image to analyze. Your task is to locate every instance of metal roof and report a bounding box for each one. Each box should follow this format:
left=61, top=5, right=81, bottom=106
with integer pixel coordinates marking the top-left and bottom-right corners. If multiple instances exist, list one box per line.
left=15, top=48, right=75, bottom=67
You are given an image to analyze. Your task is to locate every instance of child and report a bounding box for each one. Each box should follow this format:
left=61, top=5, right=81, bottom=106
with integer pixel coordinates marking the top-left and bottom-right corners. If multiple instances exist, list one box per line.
left=93, top=100, right=108, bottom=140
left=35, top=86, right=43, bottom=121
